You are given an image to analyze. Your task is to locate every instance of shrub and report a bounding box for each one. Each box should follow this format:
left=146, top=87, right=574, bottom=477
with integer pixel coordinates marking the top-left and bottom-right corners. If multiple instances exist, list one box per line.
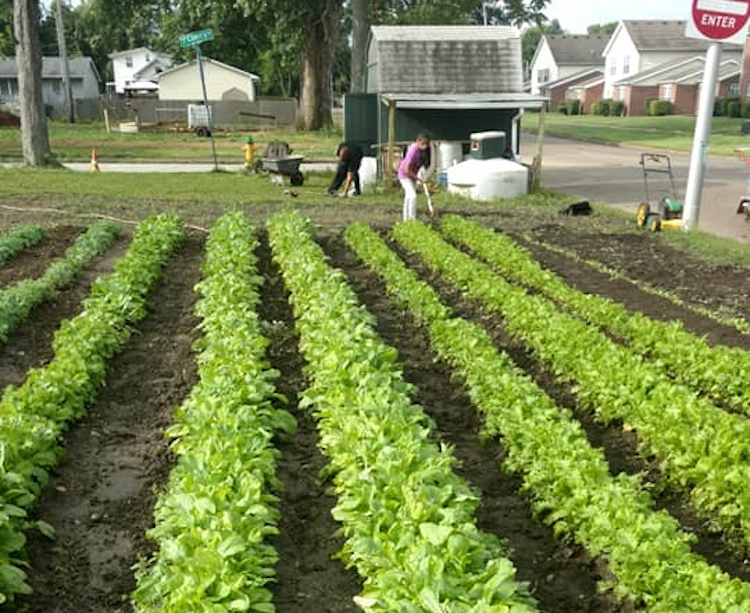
left=592, top=99, right=611, bottom=116
left=610, top=100, right=626, bottom=117
left=557, top=102, right=568, bottom=114
left=727, top=100, right=742, bottom=118
left=565, top=100, right=581, bottom=116
left=649, top=100, right=673, bottom=116
left=715, top=97, right=739, bottom=117
left=645, top=98, right=657, bottom=115
left=741, top=102, right=750, bottom=119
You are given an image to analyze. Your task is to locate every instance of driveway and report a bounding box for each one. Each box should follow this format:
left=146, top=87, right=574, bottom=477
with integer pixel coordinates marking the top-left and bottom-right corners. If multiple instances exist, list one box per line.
left=533, top=136, right=750, bottom=243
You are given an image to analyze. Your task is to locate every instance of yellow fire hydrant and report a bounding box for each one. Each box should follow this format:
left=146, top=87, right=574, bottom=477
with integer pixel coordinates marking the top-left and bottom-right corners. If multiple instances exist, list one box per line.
left=242, top=135, right=258, bottom=174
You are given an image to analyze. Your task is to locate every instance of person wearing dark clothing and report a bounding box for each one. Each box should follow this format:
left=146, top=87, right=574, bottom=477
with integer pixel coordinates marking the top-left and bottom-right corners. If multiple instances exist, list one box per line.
left=327, top=142, right=363, bottom=196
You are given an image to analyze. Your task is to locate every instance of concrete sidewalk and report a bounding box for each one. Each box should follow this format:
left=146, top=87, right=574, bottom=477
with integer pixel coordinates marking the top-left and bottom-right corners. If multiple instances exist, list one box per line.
left=534, top=136, right=749, bottom=242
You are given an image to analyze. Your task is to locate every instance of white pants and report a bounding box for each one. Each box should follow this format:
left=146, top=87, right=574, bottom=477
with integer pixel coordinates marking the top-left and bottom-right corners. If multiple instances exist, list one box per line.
left=400, top=178, right=418, bottom=221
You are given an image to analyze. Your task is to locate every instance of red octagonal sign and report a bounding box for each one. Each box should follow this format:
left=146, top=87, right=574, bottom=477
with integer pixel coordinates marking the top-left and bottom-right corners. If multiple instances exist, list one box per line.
left=692, top=0, right=750, bottom=40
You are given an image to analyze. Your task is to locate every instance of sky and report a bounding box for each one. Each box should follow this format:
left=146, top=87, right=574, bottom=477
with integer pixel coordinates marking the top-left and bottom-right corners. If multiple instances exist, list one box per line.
left=543, top=0, right=691, bottom=34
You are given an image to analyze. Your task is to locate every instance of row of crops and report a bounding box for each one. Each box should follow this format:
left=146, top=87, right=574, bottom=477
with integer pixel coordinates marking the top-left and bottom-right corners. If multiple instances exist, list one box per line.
left=0, top=212, right=749, bottom=611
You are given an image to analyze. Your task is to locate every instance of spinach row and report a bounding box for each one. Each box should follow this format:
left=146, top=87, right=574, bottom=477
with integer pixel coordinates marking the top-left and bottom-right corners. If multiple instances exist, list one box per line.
left=440, top=215, right=750, bottom=415
left=0, top=215, right=184, bottom=603
left=345, top=221, right=750, bottom=612
left=133, top=212, right=295, bottom=612
left=392, top=221, right=750, bottom=553
left=268, top=211, right=537, bottom=613
left=0, top=221, right=120, bottom=343
left=0, top=224, right=46, bottom=267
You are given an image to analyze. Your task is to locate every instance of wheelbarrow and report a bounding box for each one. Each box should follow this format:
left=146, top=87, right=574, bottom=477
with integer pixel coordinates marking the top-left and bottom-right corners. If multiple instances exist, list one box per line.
left=735, top=148, right=750, bottom=221
left=635, top=153, right=684, bottom=232
left=260, top=155, right=305, bottom=186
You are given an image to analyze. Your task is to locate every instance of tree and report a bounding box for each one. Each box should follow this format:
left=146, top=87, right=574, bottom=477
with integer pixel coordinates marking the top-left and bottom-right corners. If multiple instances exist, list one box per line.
left=521, top=18, right=564, bottom=71
left=350, top=0, right=370, bottom=93
left=0, top=0, right=14, bottom=56
left=14, top=0, right=53, bottom=165
left=587, top=22, right=617, bottom=36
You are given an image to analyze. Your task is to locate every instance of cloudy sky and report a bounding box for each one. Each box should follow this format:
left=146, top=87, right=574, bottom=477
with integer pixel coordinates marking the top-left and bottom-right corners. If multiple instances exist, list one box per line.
left=543, top=0, right=690, bottom=34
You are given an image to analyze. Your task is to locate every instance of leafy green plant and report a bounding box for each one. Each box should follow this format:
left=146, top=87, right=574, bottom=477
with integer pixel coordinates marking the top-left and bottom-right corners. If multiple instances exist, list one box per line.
left=0, top=221, right=120, bottom=343
left=268, top=211, right=537, bottom=613
left=440, top=216, right=750, bottom=415
left=0, top=224, right=45, bottom=266
left=649, top=100, right=673, bottom=117
left=0, top=215, right=184, bottom=603
left=133, top=212, right=295, bottom=613
left=392, top=221, right=750, bottom=553
left=345, top=221, right=750, bottom=612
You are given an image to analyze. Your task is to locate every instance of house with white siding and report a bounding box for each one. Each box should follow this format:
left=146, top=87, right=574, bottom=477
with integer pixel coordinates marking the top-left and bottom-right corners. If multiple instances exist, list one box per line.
left=156, top=58, right=260, bottom=102
left=108, top=47, right=173, bottom=95
left=530, top=35, right=609, bottom=96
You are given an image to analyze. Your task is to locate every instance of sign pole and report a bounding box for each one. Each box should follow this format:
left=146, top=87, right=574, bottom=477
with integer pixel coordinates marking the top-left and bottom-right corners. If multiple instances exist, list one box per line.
left=682, top=41, right=722, bottom=231
left=195, top=45, right=219, bottom=172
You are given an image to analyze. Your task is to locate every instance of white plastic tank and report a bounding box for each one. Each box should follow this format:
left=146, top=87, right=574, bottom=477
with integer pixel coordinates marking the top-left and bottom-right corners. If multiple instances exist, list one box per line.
left=437, top=141, right=463, bottom=171
left=359, top=157, right=378, bottom=189
left=447, top=158, right=528, bottom=202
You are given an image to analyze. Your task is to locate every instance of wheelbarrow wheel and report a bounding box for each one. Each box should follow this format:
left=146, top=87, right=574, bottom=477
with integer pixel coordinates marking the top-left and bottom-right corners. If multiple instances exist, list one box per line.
left=290, top=171, right=304, bottom=187
left=737, top=198, right=750, bottom=215
left=647, top=213, right=662, bottom=233
left=636, top=202, right=650, bottom=227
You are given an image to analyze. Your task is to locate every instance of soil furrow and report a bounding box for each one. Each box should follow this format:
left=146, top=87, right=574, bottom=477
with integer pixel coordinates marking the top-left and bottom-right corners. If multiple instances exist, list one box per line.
left=323, top=234, right=627, bottom=613
left=0, top=226, right=82, bottom=288
left=384, top=234, right=750, bottom=586
left=0, top=235, right=129, bottom=392
left=256, top=235, right=361, bottom=613
left=9, top=233, right=204, bottom=613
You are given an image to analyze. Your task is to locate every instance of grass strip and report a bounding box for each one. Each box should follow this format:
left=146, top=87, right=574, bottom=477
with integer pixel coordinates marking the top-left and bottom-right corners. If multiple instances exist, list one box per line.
left=268, top=211, right=537, bottom=613
left=440, top=215, right=750, bottom=414
left=0, top=225, right=46, bottom=267
left=0, top=214, right=184, bottom=603
left=0, top=221, right=120, bottom=343
left=132, top=212, right=296, bottom=612
left=345, top=221, right=750, bottom=612
left=392, top=221, right=750, bottom=553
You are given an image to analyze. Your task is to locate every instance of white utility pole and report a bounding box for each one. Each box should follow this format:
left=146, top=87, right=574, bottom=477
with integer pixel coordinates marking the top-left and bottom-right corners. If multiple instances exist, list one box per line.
left=53, top=0, right=75, bottom=123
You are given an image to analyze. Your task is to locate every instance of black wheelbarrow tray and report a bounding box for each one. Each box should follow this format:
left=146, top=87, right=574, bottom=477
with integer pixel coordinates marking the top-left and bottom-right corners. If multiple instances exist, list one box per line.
left=260, top=155, right=305, bottom=186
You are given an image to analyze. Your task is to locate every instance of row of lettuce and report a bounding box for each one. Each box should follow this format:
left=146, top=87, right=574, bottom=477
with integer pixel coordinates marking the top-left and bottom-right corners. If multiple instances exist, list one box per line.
left=3, top=213, right=750, bottom=612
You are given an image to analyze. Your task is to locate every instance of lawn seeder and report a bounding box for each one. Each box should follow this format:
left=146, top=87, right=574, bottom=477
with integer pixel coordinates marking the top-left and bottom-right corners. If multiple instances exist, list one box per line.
left=636, top=153, right=684, bottom=232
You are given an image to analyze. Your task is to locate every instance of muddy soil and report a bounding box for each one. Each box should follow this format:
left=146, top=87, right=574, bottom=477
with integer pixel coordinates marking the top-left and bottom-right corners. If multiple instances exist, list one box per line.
left=257, top=236, right=362, bottom=613
left=323, top=234, right=632, bottom=613
left=9, top=234, right=203, bottom=613
left=530, top=226, right=750, bottom=324
left=0, top=226, right=81, bottom=287
left=0, top=235, right=129, bottom=392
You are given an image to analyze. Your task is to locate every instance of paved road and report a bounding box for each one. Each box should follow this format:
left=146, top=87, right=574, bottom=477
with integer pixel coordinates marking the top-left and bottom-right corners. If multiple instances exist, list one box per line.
left=534, top=136, right=750, bottom=242
left=60, top=162, right=338, bottom=173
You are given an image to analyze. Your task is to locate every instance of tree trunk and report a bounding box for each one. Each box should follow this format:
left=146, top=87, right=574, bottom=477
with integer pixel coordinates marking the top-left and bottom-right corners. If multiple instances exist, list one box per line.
left=350, top=0, right=370, bottom=93
left=14, top=0, right=52, bottom=165
left=297, top=0, right=342, bottom=131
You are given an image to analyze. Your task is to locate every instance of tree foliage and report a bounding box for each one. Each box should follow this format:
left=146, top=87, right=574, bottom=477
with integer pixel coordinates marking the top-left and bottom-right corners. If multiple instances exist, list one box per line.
left=521, top=18, right=564, bottom=70
left=587, top=21, right=618, bottom=36
left=0, top=0, right=13, bottom=56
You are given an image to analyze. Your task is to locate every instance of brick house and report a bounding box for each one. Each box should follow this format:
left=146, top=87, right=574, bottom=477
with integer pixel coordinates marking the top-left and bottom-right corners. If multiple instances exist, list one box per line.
left=541, top=68, right=603, bottom=111
left=567, top=75, right=605, bottom=114
left=530, top=35, right=609, bottom=96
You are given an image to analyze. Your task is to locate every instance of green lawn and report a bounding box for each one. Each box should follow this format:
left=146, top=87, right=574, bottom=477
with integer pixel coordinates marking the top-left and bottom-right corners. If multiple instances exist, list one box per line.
left=526, top=113, right=749, bottom=157
left=0, top=121, right=342, bottom=163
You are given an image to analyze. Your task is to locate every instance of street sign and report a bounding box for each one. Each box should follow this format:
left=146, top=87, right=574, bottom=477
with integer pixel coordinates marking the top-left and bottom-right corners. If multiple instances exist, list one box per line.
left=686, top=0, right=750, bottom=45
left=179, top=28, right=214, bottom=48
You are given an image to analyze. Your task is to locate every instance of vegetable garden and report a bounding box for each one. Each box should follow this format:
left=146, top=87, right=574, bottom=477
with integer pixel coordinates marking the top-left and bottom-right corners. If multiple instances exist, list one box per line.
left=0, top=207, right=749, bottom=613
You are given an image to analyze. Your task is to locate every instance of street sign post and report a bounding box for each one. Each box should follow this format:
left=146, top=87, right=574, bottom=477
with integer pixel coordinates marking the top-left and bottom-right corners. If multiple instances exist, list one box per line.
left=179, top=29, right=219, bottom=171
left=683, top=0, right=750, bottom=231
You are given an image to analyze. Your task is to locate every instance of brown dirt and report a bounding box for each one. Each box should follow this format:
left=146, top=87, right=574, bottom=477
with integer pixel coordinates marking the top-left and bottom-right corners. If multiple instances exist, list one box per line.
left=0, top=226, right=82, bottom=287
left=8, top=234, right=204, bottom=613
left=530, top=226, right=750, bottom=325
left=382, top=236, right=750, bottom=592
left=256, top=236, right=362, bottom=613
left=0, top=235, right=129, bottom=392
left=508, top=232, right=750, bottom=351
left=323, top=234, right=630, bottom=613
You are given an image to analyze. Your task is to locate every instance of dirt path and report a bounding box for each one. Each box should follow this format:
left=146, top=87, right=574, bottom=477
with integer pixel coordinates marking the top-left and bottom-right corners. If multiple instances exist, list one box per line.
left=0, top=226, right=81, bottom=287
left=10, top=234, right=203, bottom=613
left=323, top=234, right=631, bottom=613
left=0, top=235, right=129, bottom=392
left=257, top=236, right=362, bottom=613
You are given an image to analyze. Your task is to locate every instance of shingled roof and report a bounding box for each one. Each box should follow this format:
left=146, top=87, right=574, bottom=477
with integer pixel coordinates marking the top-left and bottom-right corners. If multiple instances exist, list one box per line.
left=0, top=56, right=101, bottom=81
left=619, top=20, right=720, bottom=52
left=368, top=26, right=522, bottom=95
left=546, top=35, right=609, bottom=66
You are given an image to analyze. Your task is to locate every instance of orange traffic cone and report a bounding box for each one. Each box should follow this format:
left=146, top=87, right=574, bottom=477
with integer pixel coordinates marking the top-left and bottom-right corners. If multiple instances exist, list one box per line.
left=90, top=149, right=100, bottom=172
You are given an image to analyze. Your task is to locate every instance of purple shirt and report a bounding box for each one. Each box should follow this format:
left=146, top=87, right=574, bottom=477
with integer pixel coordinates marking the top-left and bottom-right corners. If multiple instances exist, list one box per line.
left=398, top=143, right=423, bottom=180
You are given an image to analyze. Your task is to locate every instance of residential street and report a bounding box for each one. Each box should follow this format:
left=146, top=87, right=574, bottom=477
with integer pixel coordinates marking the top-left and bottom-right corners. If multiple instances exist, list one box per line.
left=533, top=135, right=750, bottom=242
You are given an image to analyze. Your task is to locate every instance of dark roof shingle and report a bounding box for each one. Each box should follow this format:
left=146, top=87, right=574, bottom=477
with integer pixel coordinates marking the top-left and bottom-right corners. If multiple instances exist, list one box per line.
left=546, top=35, right=609, bottom=66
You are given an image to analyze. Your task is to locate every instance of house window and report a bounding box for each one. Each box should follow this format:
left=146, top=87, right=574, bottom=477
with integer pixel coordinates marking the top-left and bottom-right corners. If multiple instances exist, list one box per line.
left=52, top=80, right=61, bottom=94
left=145, top=53, right=150, bottom=62
left=619, top=86, right=627, bottom=100
left=538, top=68, right=550, bottom=84
left=661, top=84, right=673, bottom=100
left=609, top=59, right=616, bottom=75
left=623, top=56, right=630, bottom=75
left=728, top=82, right=740, bottom=97
left=125, top=56, right=133, bottom=68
